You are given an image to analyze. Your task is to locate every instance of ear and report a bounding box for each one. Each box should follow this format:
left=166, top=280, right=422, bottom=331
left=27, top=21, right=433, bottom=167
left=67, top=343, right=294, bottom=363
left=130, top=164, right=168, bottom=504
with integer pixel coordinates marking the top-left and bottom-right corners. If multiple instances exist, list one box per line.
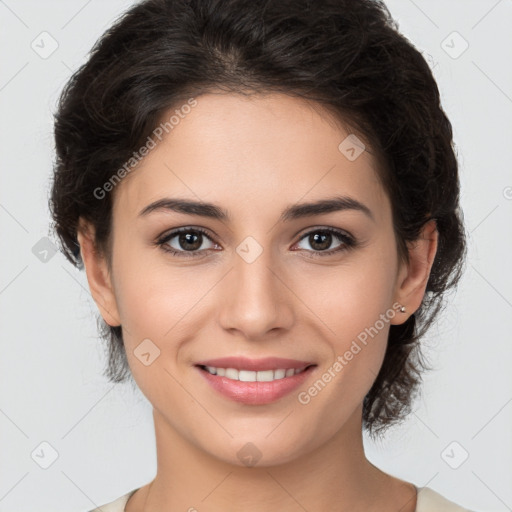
left=390, top=219, right=438, bottom=325
left=76, top=217, right=121, bottom=327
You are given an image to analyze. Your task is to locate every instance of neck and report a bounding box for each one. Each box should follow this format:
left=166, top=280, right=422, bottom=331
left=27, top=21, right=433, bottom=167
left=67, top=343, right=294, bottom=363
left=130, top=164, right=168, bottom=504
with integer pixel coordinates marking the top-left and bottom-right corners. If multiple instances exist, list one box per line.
left=128, top=405, right=416, bottom=512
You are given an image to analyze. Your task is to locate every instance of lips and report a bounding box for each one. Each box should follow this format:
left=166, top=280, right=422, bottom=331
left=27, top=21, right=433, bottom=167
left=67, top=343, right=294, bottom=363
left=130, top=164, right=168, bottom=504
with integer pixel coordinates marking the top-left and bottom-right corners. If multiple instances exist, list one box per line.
left=196, top=365, right=316, bottom=404
left=194, top=356, right=318, bottom=404
left=194, top=356, right=316, bottom=372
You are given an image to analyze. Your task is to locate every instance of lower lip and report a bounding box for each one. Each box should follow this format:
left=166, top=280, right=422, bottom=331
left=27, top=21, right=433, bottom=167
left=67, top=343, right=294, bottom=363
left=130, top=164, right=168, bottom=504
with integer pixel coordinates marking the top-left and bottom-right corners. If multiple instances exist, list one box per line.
left=196, top=365, right=316, bottom=405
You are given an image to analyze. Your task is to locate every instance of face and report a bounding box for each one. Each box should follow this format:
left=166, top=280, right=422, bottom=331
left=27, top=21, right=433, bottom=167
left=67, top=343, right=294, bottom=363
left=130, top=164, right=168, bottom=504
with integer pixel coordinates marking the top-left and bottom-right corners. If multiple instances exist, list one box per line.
left=78, top=92, right=436, bottom=467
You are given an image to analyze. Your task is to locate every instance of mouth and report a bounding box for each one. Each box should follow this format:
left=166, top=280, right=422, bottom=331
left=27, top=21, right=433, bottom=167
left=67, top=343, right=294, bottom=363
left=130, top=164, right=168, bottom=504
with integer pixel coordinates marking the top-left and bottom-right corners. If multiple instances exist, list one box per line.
left=194, top=358, right=318, bottom=405
left=196, top=364, right=315, bottom=382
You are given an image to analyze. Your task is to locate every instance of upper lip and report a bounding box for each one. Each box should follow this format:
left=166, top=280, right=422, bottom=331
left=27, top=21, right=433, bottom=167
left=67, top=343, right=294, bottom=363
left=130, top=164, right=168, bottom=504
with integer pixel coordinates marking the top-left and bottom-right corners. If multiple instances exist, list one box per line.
left=195, top=356, right=316, bottom=372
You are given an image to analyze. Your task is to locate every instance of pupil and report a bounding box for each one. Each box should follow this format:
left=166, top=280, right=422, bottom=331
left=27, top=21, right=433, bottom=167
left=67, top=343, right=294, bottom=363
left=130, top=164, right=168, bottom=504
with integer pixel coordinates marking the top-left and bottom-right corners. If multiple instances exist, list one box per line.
left=180, top=232, right=201, bottom=251
left=311, top=232, right=331, bottom=251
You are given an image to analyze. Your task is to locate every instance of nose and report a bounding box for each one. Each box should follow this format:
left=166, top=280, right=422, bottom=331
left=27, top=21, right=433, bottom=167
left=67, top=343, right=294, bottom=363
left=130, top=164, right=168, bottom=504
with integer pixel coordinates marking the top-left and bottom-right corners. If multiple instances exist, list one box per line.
left=217, top=245, right=295, bottom=340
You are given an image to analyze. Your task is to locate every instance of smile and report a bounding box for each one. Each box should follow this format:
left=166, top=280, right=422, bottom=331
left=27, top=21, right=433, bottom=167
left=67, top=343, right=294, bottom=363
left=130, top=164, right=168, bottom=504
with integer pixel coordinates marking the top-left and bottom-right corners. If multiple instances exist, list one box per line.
left=199, top=365, right=311, bottom=382
left=195, top=362, right=317, bottom=405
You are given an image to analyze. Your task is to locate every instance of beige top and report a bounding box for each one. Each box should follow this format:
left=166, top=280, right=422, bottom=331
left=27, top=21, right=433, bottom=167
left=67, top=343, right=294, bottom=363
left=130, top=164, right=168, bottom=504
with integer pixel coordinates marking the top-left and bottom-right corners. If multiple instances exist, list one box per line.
left=89, top=485, right=474, bottom=511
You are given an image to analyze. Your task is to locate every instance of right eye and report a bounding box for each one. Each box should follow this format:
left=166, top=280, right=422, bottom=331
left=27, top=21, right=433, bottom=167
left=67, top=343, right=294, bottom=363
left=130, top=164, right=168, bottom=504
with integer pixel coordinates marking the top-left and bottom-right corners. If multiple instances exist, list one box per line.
left=156, top=227, right=219, bottom=258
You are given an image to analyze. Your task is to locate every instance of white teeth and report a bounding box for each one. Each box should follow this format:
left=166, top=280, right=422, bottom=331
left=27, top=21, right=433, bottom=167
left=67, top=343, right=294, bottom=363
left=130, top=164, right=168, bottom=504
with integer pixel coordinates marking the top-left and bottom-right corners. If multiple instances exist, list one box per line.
left=238, top=370, right=256, bottom=382
left=256, top=370, right=274, bottom=382
left=202, top=365, right=309, bottom=382
left=225, top=368, right=238, bottom=380
left=274, top=369, right=286, bottom=379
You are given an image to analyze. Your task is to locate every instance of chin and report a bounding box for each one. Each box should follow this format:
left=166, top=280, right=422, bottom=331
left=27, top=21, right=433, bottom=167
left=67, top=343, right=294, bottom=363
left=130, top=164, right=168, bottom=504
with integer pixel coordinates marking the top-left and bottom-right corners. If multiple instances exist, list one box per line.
left=204, top=433, right=312, bottom=469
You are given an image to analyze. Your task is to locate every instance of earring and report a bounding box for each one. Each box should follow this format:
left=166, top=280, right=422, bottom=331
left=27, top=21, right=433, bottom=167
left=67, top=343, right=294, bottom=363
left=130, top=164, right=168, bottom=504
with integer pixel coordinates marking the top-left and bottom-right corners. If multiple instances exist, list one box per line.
left=399, top=305, right=406, bottom=313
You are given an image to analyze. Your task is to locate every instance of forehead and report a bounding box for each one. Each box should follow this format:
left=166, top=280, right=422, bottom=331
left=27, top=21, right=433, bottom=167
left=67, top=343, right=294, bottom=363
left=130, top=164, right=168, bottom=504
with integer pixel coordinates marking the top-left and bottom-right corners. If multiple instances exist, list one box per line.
left=112, top=92, right=389, bottom=224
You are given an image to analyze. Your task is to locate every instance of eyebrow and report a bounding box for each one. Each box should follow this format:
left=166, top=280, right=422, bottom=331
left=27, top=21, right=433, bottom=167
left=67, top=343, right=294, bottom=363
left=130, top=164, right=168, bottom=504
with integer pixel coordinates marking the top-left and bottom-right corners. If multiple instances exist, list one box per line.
left=138, top=195, right=375, bottom=223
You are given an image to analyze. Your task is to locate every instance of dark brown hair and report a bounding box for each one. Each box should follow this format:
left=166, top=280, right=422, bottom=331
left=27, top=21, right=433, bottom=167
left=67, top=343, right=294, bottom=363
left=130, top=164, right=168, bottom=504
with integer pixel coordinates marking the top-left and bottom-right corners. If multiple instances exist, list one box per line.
left=49, top=0, right=466, bottom=439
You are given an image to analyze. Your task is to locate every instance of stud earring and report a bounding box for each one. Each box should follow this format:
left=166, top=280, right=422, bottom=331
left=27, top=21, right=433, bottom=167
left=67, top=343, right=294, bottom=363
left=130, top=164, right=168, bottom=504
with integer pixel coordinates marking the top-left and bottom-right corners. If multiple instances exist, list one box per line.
left=399, top=305, right=406, bottom=313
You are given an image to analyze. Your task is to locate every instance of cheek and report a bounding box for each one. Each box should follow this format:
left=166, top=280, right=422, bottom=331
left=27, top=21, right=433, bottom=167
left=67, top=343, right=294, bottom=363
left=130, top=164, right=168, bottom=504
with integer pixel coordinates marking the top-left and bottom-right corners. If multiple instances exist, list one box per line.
left=295, top=243, right=398, bottom=401
left=110, top=245, right=219, bottom=357
left=295, top=291, right=394, bottom=444
left=114, top=270, right=201, bottom=338
left=299, top=242, right=398, bottom=344
left=110, top=256, right=198, bottom=395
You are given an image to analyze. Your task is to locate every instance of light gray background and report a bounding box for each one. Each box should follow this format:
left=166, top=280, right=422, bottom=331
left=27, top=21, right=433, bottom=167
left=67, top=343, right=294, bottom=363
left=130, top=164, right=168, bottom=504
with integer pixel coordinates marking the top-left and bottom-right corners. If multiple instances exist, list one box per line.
left=1, top=1, right=511, bottom=511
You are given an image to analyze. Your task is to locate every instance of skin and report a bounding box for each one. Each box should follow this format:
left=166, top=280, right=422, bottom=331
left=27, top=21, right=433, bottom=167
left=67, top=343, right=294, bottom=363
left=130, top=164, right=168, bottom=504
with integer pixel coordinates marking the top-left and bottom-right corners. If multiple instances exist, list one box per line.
left=77, top=92, right=438, bottom=512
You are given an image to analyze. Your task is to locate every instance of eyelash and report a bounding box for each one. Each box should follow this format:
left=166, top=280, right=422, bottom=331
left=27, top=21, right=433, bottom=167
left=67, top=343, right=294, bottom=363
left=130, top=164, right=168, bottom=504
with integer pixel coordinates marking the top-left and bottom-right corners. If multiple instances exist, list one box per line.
left=155, top=226, right=358, bottom=259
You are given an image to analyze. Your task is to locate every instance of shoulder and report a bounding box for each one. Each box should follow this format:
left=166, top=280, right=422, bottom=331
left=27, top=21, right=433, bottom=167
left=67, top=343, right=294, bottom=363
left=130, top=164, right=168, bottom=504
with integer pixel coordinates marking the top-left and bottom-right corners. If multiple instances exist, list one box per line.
left=87, top=488, right=139, bottom=512
left=416, top=486, right=474, bottom=512
left=87, top=485, right=475, bottom=512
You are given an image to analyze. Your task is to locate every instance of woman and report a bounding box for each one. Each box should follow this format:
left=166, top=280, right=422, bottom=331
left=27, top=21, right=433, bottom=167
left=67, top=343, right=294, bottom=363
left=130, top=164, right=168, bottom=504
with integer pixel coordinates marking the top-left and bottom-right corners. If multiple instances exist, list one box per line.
left=50, top=0, right=472, bottom=510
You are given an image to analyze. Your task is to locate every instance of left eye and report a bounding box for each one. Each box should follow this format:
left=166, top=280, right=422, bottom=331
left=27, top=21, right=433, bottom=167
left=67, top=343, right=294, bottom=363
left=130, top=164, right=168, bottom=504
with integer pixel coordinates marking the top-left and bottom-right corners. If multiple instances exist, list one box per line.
left=293, top=228, right=355, bottom=257
left=156, top=227, right=356, bottom=258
